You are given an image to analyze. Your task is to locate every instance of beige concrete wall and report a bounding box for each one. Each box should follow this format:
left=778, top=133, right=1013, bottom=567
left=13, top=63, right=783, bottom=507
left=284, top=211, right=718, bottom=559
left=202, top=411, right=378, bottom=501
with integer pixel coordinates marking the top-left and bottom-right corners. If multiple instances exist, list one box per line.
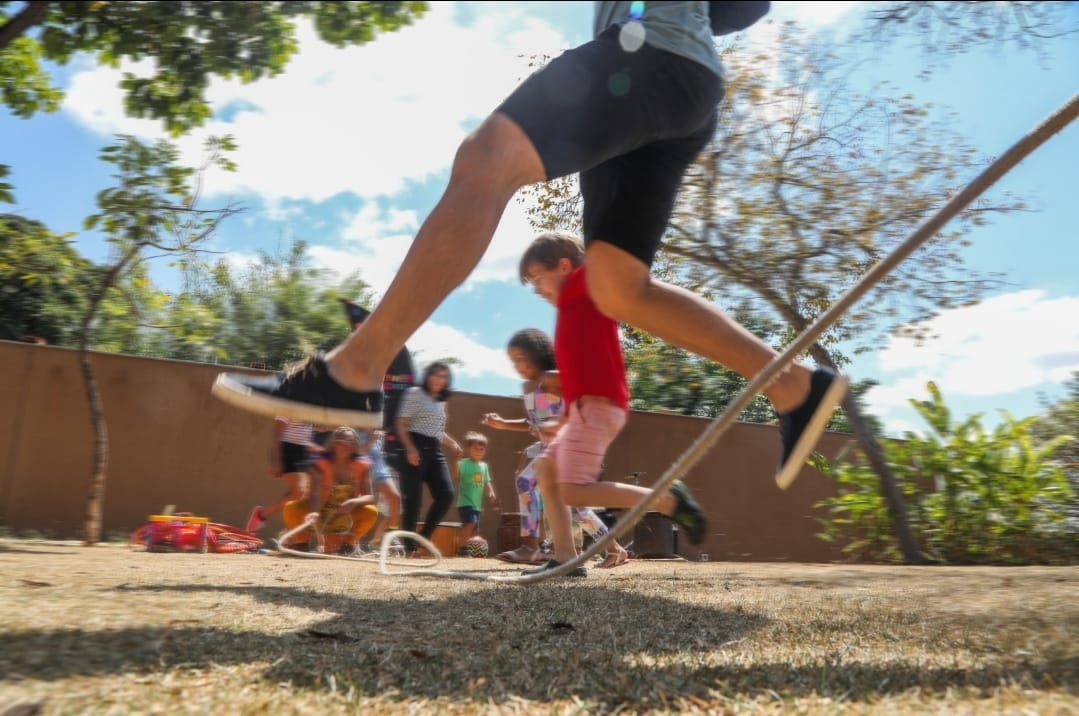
left=0, top=340, right=854, bottom=562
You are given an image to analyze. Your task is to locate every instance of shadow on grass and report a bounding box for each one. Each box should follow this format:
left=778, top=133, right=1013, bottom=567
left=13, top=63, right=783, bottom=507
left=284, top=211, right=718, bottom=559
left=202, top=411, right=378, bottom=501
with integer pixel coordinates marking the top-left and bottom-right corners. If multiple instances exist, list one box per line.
left=1, top=580, right=1074, bottom=708
left=0, top=543, right=80, bottom=556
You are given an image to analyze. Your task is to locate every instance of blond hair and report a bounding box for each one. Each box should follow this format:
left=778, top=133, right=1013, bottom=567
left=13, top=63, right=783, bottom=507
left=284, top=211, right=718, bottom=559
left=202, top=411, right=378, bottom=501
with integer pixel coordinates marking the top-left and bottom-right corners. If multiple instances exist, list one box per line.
left=327, top=426, right=361, bottom=452
left=463, top=431, right=488, bottom=447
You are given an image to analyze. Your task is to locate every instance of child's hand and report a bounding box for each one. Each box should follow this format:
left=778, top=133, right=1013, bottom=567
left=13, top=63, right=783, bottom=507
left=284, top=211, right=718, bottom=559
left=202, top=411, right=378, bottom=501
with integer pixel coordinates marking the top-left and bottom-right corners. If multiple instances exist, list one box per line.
left=481, top=413, right=502, bottom=428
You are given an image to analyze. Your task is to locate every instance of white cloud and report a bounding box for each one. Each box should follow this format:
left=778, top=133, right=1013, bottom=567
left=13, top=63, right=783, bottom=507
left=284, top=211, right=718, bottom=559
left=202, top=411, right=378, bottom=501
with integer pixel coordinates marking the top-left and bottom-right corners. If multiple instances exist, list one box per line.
left=308, top=191, right=540, bottom=295
left=770, top=1, right=864, bottom=28
left=866, top=290, right=1079, bottom=411
left=61, top=3, right=572, bottom=206
left=62, top=3, right=572, bottom=294
left=220, top=250, right=262, bottom=275
left=408, top=322, right=518, bottom=383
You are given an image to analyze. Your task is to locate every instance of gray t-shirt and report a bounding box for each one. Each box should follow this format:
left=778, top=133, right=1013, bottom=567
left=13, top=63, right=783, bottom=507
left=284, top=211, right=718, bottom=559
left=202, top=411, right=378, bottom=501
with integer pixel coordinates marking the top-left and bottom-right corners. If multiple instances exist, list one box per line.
left=593, top=1, right=723, bottom=78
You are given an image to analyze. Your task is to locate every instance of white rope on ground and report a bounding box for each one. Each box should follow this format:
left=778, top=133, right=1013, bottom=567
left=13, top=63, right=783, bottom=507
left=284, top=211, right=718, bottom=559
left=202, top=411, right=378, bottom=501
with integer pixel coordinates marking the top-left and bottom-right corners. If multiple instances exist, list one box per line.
left=273, top=518, right=525, bottom=579
left=287, top=91, right=1079, bottom=585
left=272, top=513, right=440, bottom=568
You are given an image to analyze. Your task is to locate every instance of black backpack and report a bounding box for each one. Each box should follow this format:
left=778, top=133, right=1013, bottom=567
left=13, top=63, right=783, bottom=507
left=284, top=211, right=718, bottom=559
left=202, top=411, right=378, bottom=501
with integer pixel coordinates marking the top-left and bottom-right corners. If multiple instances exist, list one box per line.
left=709, top=1, right=770, bottom=36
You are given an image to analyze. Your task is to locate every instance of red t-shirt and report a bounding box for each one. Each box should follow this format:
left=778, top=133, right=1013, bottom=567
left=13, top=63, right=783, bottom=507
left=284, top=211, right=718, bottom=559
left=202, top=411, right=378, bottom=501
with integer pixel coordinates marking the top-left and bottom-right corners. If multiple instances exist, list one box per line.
left=554, top=266, right=629, bottom=411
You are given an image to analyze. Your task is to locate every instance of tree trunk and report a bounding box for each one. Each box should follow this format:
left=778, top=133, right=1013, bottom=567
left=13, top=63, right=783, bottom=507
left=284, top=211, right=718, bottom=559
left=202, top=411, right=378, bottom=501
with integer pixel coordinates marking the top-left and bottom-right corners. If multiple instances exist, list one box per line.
left=809, top=346, right=925, bottom=564
left=838, top=392, right=925, bottom=564
left=0, top=1, right=53, bottom=51
left=78, top=247, right=141, bottom=546
left=79, top=345, right=108, bottom=546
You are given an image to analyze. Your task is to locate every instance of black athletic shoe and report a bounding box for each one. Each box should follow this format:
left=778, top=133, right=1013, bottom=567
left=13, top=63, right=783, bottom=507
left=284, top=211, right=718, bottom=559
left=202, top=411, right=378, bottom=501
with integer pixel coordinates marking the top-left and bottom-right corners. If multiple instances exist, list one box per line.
left=211, top=353, right=384, bottom=428
left=669, top=480, right=707, bottom=545
left=521, top=559, right=587, bottom=578
left=775, top=367, right=849, bottom=490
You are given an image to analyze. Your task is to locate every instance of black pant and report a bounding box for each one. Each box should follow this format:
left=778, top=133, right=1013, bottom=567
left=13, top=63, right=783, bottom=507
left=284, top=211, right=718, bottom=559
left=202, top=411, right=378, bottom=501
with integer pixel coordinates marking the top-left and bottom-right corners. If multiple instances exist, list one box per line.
left=399, top=433, right=455, bottom=548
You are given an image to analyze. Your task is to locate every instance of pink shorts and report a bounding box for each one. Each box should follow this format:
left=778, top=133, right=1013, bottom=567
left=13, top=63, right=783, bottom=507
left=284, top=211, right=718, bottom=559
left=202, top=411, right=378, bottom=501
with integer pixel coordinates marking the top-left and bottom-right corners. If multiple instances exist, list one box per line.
left=543, top=396, right=627, bottom=485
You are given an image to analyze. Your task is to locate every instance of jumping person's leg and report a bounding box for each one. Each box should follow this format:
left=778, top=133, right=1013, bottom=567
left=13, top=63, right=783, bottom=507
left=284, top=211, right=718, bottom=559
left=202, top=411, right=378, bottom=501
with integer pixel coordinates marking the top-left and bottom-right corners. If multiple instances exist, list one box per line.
left=585, top=242, right=818, bottom=411
left=211, top=111, right=543, bottom=427
left=574, top=60, right=846, bottom=487
left=210, top=30, right=707, bottom=428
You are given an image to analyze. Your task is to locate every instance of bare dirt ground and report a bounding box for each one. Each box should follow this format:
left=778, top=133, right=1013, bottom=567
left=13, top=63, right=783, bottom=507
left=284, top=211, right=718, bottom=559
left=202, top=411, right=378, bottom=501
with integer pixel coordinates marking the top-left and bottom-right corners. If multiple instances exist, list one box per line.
left=1, top=540, right=1076, bottom=715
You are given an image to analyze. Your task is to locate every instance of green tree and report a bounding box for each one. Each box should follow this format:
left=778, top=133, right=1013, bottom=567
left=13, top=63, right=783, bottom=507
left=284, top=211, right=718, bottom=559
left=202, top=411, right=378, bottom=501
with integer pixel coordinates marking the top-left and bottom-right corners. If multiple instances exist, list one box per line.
left=0, top=1, right=428, bottom=203
left=0, top=212, right=207, bottom=355
left=860, top=2, right=1079, bottom=61
left=666, top=26, right=1022, bottom=565
left=623, top=306, right=781, bottom=423
left=78, top=133, right=241, bottom=545
left=0, top=214, right=91, bottom=344
left=817, top=382, right=1076, bottom=565
left=1032, top=372, right=1079, bottom=530
left=167, top=238, right=374, bottom=369
left=0, top=1, right=428, bottom=133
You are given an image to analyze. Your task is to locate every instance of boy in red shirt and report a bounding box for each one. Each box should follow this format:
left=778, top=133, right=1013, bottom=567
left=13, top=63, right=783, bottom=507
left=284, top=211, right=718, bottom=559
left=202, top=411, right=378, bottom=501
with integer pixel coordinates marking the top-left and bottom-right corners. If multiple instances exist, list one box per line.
left=518, top=232, right=707, bottom=577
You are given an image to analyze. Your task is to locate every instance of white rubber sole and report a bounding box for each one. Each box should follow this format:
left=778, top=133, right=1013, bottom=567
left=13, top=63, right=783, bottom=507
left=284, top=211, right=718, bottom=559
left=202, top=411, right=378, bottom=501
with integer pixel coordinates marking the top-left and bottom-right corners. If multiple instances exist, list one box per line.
left=211, top=373, right=384, bottom=429
left=774, top=373, right=850, bottom=490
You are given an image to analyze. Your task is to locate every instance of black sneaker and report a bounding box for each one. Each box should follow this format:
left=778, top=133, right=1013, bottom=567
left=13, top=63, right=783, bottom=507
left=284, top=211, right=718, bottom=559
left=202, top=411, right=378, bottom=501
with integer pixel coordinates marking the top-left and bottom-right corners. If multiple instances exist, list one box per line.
left=521, top=559, right=587, bottom=578
left=212, top=353, right=384, bottom=428
left=669, top=480, right=707, bottom=545
left=775, top=367, right=849, bottom=490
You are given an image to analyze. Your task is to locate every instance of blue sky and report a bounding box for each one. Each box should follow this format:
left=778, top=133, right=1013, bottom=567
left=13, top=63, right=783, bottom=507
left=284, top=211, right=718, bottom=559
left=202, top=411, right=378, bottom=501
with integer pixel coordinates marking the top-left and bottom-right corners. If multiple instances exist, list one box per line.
left=3, top=1, right=1079, bottom=437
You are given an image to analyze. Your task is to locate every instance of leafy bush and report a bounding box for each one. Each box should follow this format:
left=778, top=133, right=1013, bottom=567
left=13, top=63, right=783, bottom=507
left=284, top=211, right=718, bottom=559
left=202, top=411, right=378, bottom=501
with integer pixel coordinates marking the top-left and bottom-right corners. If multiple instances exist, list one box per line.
left=816, top=382, right=1076, bottom=564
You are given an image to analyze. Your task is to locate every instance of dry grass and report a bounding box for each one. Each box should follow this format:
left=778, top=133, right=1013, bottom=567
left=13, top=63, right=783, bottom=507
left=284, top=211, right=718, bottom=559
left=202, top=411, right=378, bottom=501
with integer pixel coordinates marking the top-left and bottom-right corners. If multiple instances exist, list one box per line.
left=0, top=540, right=1076, bottom=715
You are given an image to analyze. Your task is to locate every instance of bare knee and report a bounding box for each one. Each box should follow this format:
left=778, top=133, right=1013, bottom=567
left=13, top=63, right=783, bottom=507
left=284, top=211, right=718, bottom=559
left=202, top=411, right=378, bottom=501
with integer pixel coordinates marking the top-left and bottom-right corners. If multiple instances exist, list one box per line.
left=585, top=247, right=652, bottom=320
left=451, top=113, right=545, bottom=192
left=534, top=458, right=557, bottom=492
left=556, top=482, right=579, bottom=505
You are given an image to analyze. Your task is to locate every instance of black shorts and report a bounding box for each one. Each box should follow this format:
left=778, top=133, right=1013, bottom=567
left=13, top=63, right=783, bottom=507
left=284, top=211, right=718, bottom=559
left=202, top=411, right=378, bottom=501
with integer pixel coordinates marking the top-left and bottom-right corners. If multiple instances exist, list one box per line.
left=279, top=441, right=310, bottom=474
left=497, top=25, right=724, bottom=266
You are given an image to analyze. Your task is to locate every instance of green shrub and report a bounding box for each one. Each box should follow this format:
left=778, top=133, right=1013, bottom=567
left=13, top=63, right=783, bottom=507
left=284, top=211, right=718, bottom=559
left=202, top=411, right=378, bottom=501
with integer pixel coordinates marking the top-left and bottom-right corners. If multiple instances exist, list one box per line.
left=816, top=382, right=1076, bottom=564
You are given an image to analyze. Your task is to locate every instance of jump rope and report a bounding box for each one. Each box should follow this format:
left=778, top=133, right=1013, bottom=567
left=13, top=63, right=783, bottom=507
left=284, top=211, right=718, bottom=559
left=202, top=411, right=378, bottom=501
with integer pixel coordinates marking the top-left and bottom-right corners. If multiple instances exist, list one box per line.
left=275, top=91, right=1079, bottom=583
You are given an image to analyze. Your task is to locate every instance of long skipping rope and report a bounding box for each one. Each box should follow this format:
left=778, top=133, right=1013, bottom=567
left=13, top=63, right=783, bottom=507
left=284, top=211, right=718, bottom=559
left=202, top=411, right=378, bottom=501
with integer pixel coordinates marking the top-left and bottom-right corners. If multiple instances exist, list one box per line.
left=290, top=91, right=1079, bottom=584
left=273, top=513, right=443, bottom=568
